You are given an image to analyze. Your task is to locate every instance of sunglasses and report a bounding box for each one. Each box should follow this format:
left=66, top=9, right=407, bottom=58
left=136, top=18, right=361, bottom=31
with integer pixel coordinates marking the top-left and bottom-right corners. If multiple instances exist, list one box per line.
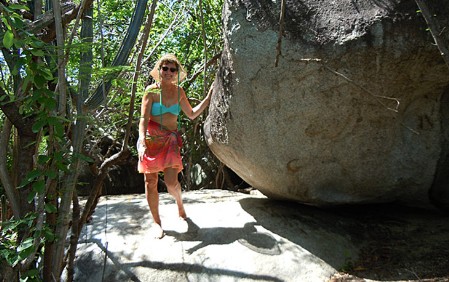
left=161, top=66, right=178, bottom=73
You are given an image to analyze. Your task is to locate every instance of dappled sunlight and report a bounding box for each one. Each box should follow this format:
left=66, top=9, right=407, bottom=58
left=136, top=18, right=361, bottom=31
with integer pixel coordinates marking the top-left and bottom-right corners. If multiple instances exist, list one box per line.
left=75, top=190, right=449, bottom=281
left=80, top=194, right=151, bottom=240
left=75, top=191, right=336, bottom=281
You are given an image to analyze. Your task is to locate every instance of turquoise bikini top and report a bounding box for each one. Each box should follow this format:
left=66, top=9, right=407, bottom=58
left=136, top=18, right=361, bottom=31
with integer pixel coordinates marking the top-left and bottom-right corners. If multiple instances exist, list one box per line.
left=151, top=102, right=181, bottom=116
left=149, top=78, right=182, bottom=131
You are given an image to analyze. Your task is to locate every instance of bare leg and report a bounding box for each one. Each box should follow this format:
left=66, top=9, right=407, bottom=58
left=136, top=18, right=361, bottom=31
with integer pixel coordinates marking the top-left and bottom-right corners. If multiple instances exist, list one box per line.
left=144, top=173, right=164, bottom=238
left=164, top=168, right=187, bottom=219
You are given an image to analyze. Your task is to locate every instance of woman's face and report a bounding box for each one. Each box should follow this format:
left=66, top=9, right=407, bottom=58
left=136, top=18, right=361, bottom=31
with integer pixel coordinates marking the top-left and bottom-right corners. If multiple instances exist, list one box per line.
left=159, top=62, right=178, bottom=82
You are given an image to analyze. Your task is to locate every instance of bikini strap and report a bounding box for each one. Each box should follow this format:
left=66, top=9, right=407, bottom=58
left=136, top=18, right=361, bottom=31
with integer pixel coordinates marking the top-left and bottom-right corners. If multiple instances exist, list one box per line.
left=159, top=83, right=163, bottom=129
left=177, top=71, right=180, bottom=131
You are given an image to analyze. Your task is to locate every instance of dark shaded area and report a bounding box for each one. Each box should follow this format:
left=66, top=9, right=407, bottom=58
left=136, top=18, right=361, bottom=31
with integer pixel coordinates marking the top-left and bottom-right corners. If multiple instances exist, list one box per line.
left=233, top=0, right=448, bottom=44
left=239, top=198, right=449, bottom=281
left=430, top=86, right=449, bottom=211
left=78, top=192, right=449, bottom=281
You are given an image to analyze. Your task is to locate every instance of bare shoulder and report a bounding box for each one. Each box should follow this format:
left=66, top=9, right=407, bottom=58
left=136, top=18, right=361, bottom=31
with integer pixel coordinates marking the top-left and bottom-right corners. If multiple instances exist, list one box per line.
left=144, top=83, right=160, bottom=99
left=179, top=86, right=187, bottom=100
left=147, top=82, right=159, bottom=90
left=146, top=83, right=161, bottom=93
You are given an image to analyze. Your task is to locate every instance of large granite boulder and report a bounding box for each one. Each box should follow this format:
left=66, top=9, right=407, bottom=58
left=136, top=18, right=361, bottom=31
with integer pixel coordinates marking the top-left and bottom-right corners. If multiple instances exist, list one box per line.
left=204, top=0, right=449, bottom=209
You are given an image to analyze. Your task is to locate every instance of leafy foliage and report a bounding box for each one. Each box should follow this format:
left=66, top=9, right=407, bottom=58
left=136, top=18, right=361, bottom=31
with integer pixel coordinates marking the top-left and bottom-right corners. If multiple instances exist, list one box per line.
left=97, top=0, right=224, bottom=189
left=0, top=0, right=223, bottom=280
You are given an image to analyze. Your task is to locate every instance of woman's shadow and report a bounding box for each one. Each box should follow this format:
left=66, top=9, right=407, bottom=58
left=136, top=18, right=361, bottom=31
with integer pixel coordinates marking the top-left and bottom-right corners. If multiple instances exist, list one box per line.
left=165, top=218, right=281, bottom=255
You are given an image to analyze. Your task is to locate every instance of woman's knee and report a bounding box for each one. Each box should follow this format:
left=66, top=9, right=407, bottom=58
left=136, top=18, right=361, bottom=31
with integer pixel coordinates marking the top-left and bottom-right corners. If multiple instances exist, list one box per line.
left=144, top=173, right=158, bottom=192
left=163, top=168, right=179, bottom=189
left=164, top=177, right=179, bottom=190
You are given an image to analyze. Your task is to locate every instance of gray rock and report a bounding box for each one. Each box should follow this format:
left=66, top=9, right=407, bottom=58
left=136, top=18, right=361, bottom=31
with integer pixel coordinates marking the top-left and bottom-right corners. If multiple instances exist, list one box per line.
left=72, top=190, right=449, bottom=281
left=73, top=191, right=339, bottom=281
left=204, top=0, right=449, bottom=208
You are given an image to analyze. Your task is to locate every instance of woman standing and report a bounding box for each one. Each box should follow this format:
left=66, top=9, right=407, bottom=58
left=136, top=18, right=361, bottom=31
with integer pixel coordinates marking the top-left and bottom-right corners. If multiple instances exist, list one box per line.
left=137, top=54, right=213, bottom=238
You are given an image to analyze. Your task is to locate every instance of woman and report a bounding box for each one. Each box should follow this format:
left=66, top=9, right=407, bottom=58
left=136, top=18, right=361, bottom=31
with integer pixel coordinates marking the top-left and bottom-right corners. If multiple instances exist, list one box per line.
left=137, top=54, right=213, bottom=238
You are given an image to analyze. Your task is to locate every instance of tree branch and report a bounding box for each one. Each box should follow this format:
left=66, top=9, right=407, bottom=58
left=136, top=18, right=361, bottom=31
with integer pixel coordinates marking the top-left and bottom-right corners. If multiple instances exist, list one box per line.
left=24, top=2, right=75, bottom=35
left=124, top=0, right=157, bottom=149
left=275, top=0, right=286, bottom=67
left=142, top=4, right=185, bottom=66
left=415, top=0, right=449, bottom=71
left=52, top=0, right=68, bottom=116
left=0, top=86, right=35, bottom=137
left=84, top=0, right=150, bottom=110
left=184, top=51, right=222, bottom=90
left=0, top=118, right=20, bottom=219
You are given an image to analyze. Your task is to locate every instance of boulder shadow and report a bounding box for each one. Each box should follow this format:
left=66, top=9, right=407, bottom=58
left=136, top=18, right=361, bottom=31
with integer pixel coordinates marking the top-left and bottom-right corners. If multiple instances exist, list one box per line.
left=238, top=197, right=449, bottom=281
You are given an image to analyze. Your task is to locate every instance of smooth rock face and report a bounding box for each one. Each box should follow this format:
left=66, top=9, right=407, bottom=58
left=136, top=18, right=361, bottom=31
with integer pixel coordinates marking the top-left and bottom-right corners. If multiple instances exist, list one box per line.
left=204, top=0, right=449, bottom=208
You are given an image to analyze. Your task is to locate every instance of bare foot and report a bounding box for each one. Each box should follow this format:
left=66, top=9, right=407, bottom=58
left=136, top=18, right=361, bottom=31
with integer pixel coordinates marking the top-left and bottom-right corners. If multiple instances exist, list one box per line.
left=150, top=223, right=164, bottom=239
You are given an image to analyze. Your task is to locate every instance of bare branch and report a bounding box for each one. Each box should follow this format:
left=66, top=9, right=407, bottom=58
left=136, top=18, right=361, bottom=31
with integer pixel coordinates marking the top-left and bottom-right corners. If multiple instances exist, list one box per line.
left=184, top=51, right=222, bottom=89
left=52, top=0, right=68, bottom=116
left=142, top=5, right=185, bottom=66
left=199, top=0, right=208, bottom=95
left=0, top=118, right=20, bottom=219
left=275, top=0, right=286, bottom=67
left=415, top=0, right=449, bottom=71
left=125, top=0, right=158, bottom=149
left=24, top=3, right=75, bottom=35
left=322, top=64, right=400, bottom=112
left=293, top=58, right=401, bottom=112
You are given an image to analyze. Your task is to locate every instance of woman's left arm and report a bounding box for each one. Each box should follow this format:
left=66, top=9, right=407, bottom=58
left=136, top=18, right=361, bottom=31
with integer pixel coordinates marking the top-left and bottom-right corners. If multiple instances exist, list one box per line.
left=180, top=83, right=214, bottom=120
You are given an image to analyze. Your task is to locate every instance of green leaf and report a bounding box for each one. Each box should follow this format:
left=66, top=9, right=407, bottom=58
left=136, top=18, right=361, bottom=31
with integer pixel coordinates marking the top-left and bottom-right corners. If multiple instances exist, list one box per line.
left=3, top=30, right=14, bottom=49
left=13, top=38, right=25, bottom=49
left=8, top=4, right=30, bottom=11
left=32, top=118, right=47, bottom=133
left=22, top=75, right=34, bottom=89
left=42, top=227, right=55, bottom=242
left=37, top=155, right=51, bottom=165
left=39, top=68, right=54, bottom=80
left=26, top=170, right=41, bottom=183
left=32, top=180, right=45, bottom=194
left=40, top=96, right=57, bottom=111
left=75, top=152, right=94, bottom=163
left=30, top=49, right=45, bottom=57
left=45, top=170, right=57, bottom=179
left=17, top=237, right=34, bottom=262
left=27, top=191, right=37, bottom=203
left=48, top=117, right=65, bottom=137
left=20, top=269, right=39, bottom=282
left=2, top=250, right=18, bottom=266
left=1, top=18, right=11, bottom=29
left=9, top=15, right=24, bottom=29
left=30, top=40, right=45, bottom=48
left=34, top=74, right=47, bottom=89
left=44, top=203, right=57, bottom=213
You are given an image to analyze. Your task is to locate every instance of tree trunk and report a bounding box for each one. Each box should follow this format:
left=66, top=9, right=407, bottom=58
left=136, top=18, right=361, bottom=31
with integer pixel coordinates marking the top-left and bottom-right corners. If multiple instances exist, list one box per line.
left=0, top=118, right=20, bottom=219
left=52, top=0, right=151, bottom=279
left=50, top=0, right=73, bottom=277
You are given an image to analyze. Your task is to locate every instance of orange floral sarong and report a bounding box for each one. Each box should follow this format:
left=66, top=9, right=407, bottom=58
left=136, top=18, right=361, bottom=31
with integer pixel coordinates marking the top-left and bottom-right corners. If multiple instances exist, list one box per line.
left=138, top=120, right=183, bottom=173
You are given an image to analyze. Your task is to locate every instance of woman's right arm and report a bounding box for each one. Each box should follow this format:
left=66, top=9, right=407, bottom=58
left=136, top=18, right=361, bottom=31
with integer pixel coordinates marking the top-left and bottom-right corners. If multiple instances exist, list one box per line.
left=138, top=87, right=153, bottom=160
